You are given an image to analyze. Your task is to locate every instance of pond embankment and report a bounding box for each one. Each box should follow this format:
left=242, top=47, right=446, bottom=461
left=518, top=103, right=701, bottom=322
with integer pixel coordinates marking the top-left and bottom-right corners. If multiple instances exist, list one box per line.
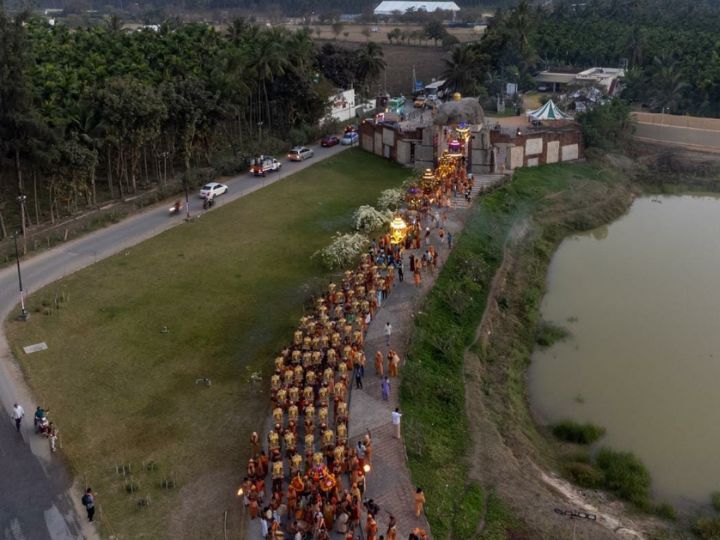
left=402, top=158, right=704, bottom=539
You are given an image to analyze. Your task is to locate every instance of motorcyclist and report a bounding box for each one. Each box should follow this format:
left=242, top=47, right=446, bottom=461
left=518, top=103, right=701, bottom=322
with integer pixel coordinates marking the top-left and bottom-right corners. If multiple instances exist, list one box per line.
left=173, top=200, right=181, bottom=213
left=205, top=190, right=214, bottom=208
left=34, top=406, right=48, bottom=431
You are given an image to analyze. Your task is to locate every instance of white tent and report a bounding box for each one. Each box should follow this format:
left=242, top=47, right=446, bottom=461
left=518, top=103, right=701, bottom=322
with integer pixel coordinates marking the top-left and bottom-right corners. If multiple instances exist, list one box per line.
left=527, top=99, right=572, bottom=120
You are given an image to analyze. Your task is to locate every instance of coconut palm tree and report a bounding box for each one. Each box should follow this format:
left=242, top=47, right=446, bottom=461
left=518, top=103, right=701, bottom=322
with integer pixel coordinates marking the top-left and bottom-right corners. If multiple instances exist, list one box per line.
left=442, top=45, right=478, bottom=95
left=651, top=56, right=689, bottom=112
left=356, top=42, right=386, bottom=95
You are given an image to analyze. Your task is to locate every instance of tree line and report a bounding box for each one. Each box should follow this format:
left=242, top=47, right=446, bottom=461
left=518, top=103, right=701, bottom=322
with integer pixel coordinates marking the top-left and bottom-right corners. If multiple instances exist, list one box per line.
left=0, top=13, right=385, bottom=243
left=440, top=0, right=720, bottom=117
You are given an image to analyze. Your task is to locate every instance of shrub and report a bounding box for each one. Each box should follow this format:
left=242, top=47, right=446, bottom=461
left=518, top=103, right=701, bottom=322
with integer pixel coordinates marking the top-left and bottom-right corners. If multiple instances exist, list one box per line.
left=313, top=232, right=369, bottom=269
left=653, top=502, right=677, bottom=521
left=695, top=517, right=720, bottom=540
left=595, top=448, right=651, bottom=508
left=352, top=205, right=392, bottom=233
left=565, top=462, right=604, bottom=489
left=535, top=320, right=570, bottom=347
left=377, top=188, right=405, bottom=211
left=551, top=420, right=606, bottom=445
left=712, top=491, right=720, bottom=512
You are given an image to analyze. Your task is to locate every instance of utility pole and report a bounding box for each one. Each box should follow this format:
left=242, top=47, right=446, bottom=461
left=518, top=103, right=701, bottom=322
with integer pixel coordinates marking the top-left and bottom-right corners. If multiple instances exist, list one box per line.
left=13, top=232, right=29, bottom=321
left=18, top=194, right=27, bottom=255
left=412, top=65, right=416, bottom=94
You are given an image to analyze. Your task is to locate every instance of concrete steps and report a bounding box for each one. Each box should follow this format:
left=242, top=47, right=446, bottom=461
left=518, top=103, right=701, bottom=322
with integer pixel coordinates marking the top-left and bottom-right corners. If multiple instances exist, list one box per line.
left=451, top=174, right=507, bottom=208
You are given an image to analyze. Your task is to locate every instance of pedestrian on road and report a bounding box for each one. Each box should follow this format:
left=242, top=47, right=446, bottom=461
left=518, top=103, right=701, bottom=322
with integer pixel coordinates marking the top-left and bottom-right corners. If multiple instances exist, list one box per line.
left=387, top=514, right=397, bottom=540
left=391, top=408, right=402, bottom=439
left=397, top=259, right=404, bottom=282
left=81, top=488, right=95, bottom=522
left=424, top=227, right=431, bottom=245
left=415, top=487, right=426, bottom=517
left=389, top=351, right=400, bottom=377
left=413, top=268, right=421, bottom=288
left=381, top=376, right=390, bottom=401
left=384, top=322, right=392, bottom=346
left=447, top=232, right=453, bottom=249
left=11, top=403, right=24, bottom=432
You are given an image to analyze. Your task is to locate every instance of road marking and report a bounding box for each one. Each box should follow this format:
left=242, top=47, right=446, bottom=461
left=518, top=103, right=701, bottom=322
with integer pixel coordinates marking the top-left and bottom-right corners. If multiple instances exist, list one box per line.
left=7, top=519, right=27, bottom=540
left=44, top=505, right=73, bottom=540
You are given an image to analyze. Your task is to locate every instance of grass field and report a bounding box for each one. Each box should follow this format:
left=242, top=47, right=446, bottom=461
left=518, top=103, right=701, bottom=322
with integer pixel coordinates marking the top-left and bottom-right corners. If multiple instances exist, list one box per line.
left=5, top=149, right=408, bottom=539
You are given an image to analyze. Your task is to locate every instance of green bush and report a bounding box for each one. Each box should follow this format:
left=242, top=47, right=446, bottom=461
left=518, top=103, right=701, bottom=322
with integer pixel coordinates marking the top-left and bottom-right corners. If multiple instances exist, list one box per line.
left=565, top=462, right=605, bottom=489
left=653, top=502, right=677, bottom=521
left=551, top=420, right=606, bottom=444
left=535, top=320, right=570, bottom=347
left=695, top=516, right=720, bottom=540
left=596, top=448, right=651, bottom=509
left=712, top=491, right=720, bottom=512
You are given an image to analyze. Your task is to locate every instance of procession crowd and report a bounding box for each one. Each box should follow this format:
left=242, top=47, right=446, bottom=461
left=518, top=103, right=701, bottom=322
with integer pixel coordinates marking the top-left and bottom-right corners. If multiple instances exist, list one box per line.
left=242, top=153, right=472, bottom=540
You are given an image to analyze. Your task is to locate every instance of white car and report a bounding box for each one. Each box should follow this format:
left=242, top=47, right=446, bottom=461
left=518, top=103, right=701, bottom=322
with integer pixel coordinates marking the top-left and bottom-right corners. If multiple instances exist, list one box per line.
left=287, top=147, right=314, bottom=161
left=341, top=132, right=359, bottom=145
left=199, top=182, right=228, bottom=199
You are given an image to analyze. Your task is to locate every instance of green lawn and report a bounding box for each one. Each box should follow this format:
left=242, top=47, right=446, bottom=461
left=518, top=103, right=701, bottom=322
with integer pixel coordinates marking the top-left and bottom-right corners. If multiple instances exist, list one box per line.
left=5, top=149, right=407, bottom=539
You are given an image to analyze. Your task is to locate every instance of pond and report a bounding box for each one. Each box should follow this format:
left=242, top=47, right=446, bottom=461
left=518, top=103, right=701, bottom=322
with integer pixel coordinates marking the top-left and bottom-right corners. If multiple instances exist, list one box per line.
left=529, top=194, right=720, bottom=508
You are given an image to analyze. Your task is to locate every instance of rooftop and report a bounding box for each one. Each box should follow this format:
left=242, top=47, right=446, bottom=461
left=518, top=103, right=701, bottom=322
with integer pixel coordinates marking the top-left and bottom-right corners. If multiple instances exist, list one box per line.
left=374, top=1, right=461, bottom=14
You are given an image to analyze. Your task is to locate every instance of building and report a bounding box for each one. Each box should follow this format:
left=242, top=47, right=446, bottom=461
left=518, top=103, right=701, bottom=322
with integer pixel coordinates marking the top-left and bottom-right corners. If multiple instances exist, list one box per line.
left=535, top=67, right=625, bottom=95
left=373, top=1, right=461, bottom=16
left=359, top=95, right=583, bottom=173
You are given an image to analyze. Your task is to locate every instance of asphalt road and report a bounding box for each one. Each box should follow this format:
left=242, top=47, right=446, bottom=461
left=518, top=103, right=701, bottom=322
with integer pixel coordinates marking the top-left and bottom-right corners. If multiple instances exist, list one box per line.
left=634, top=122, right=720, bottom=153
left=0, top=142, right=349, bottom=540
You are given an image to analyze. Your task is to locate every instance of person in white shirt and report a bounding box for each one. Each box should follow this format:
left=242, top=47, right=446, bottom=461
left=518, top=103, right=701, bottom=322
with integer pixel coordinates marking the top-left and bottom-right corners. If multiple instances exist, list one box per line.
left=391, top=407, right=402, bottom=439
left=12, top=403, right=24, bottom=433
left=384, top=322, right=392, bottom=346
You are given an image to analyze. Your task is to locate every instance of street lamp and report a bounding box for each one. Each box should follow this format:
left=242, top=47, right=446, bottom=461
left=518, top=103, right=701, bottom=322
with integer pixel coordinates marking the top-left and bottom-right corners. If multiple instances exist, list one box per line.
left=12, top=232, right=29, bottom=321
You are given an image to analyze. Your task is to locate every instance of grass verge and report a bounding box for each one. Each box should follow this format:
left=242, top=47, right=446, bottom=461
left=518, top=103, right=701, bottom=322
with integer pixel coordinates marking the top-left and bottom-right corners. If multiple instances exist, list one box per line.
left=5, top=149, right=407, bottom=539
left=401, top=161, right=634, bottom=538
left=551, top=420, right=606, bottom=445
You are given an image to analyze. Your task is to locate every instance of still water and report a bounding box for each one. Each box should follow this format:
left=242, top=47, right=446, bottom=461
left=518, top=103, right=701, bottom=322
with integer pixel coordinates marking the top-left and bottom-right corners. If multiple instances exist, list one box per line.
left=529, top=195, right=720, bottom=507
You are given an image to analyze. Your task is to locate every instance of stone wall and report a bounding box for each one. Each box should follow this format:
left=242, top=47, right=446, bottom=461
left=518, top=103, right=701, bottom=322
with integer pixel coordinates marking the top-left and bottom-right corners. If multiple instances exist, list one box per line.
left=488, top=127, right=583, bottom=172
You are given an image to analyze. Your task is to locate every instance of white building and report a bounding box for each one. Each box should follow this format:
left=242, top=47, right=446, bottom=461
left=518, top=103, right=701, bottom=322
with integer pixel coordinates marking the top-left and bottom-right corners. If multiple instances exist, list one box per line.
left=323, top=89, right=371, bottom=125
left=373, top=1, right=461, bottom=16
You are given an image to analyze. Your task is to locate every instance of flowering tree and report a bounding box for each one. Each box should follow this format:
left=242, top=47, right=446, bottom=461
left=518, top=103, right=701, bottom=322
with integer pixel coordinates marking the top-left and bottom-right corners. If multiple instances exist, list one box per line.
left=314, top=232, right=370, bottom=269
left=376, top=188, right=405, bottom=211
left=353, top=205, right=392, bottom=233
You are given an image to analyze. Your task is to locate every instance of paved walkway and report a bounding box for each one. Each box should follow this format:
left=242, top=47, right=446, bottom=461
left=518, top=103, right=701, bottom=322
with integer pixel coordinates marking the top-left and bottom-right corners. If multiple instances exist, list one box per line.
left=245, top=174, right=505, bottom=540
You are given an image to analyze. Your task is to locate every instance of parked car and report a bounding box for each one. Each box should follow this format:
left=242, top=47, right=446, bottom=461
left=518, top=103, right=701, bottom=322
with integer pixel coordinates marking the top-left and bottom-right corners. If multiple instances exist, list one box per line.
left=321, top=135, right=340, bottom=147
left=249, top=155, right=281, bottom=176
left=199, top=182, right=228, bottom=198
left=341, top=132, right=359, bottom=145
left=287, top=146, right=314, bottom=161
left=413, top=95, right=427, bottom=108
left=344, top=124, right=358, bottom=133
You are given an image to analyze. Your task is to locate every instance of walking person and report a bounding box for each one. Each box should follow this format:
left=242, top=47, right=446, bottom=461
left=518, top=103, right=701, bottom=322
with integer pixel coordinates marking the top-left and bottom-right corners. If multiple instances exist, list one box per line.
left=381, top=376, right=391, bottom=401
left=354, top=365, right=363, bottom=390
left=447, top=231, right=453, bottom=249
left=11, top=403, right=24, bottom=433
left=81, top=488, right=96, bottom=522
left=384, top=322, right=392, bottom=346
left=374, top=351, right=384, bottom=377
left=391, top=408, right=402, bottom=439
left=414, top=487, right=426, bottom=517
left=397, top=259, right=404, bottom=282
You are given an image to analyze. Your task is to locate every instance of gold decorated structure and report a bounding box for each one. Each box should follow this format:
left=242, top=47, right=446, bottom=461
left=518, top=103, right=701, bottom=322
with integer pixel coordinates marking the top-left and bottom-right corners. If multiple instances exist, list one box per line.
left=389, top=215, right=408, bottom=245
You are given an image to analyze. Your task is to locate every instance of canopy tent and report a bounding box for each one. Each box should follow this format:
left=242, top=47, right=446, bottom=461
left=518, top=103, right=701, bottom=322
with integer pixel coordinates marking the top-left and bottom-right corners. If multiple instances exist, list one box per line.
left=527, top=99, right=572, bottom=120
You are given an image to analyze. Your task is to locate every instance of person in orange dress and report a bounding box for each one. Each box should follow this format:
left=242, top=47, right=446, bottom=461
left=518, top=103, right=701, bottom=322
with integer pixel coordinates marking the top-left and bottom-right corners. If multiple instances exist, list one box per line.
left=366, top=513, right=378, bottom=540
left=374, top=350, right=384, bottom=376
left=413, top=268, right=421, bottom=288
left=415, top=487, right=426, bottom=517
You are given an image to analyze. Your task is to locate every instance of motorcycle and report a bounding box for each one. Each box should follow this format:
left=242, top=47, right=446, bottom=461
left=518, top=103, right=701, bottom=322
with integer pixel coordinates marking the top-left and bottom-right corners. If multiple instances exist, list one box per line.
left=203, top=197, right=215, bottom=210
left=169, top=201, right=182, bottom=215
